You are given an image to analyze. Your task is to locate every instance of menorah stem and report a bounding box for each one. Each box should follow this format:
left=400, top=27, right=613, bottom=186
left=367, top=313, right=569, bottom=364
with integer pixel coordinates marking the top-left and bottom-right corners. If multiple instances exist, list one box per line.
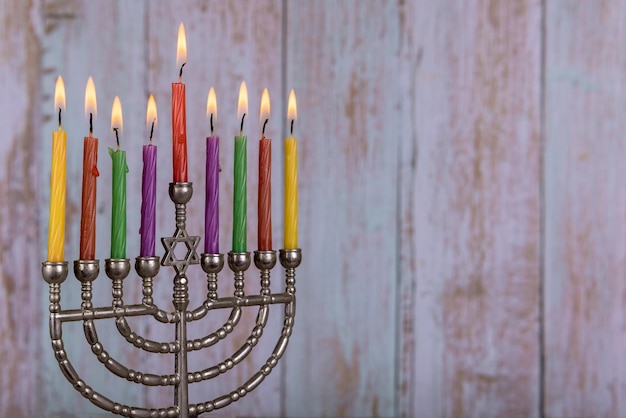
left=173, top=273, right=190, bottom=418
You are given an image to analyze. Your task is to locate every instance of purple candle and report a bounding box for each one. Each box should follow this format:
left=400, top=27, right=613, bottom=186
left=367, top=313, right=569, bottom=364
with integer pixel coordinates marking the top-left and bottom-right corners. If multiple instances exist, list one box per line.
left=140, top=144, right=157, bottom=257
left=205, top=136, right=219, bottom=253
left=205, top=88, right=219, bottom=254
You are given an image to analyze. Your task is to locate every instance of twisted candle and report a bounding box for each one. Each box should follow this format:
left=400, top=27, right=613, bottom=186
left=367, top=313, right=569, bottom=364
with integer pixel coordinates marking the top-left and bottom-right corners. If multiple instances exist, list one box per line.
left=258, top=136, right=272, bottom=250
left=80, top=133, right=99, bottom=260
left=140, top=144, right=157, bottom=256
left=205, top=136, right=219, bottom=253
left=47, top=127, right=66, bottom=261
left=232, top=134, right=247, bottom=252
left=284, top=137, right=298, bottom=249
left=109, top=146, right=128, bottom=258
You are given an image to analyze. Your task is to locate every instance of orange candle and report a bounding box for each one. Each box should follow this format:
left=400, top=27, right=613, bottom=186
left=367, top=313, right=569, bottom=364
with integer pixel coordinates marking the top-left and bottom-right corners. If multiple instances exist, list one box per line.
left=172, top=23, right=188, bottom=182
left=258, top=88, right=272, bottom=251
left=80, top=77, right=99, bottom=260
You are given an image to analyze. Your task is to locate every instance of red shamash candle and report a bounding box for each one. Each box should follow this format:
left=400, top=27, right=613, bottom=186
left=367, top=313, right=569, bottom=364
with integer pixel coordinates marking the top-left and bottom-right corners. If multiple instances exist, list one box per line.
left=172, top=22, right=188, bottom=183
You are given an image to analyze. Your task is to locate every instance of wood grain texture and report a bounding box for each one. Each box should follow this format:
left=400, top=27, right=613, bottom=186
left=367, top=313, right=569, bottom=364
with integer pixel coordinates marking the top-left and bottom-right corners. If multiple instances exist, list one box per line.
left=544, top=2, right=626, bottom=417
left=8, top=0, right=624, bottom=417
left=0, top=1, right=44, bottom=417
left=283, top=1, right=400, bottom=416
left=407, top=1, right=542, bottom=416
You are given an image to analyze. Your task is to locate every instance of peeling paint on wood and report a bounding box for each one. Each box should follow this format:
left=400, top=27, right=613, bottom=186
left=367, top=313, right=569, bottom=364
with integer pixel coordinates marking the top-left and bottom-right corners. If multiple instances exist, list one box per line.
left=407, top=0, right=542, bottom=416
left=0, top=0, right=43, bottom=416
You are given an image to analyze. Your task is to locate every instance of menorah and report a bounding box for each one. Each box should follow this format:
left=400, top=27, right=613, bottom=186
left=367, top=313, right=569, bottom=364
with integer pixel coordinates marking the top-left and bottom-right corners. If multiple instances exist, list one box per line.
left=41, top=181, right=301, bottom=418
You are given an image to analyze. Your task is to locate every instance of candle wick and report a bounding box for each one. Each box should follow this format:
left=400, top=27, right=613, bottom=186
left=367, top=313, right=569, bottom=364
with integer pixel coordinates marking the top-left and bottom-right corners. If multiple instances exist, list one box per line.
left=113, top=127, right=120, bottom=149
left=240, top=113, right=246, bottom=135
left=262, top=119, right=269, bottom=136
left=149, top=119, right=155, bottom=142
left=179, top=62, right=186, bottom=82
left=58, top=107, right=62, bottom=129
left=210, top=113, right=214, bottom=136
left=89, top=112, right=93, bottom=135
left=290, top=119, right=294, bottom=136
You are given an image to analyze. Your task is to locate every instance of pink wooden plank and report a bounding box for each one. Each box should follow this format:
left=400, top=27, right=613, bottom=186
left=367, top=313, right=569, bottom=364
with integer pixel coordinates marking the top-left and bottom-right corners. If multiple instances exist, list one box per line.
left=0, top=1, right=45, bottom=416
left=283, top=1, right=400, bottom=416
left=406, top=1, right=542, bottom=416
left=544, top=2, right=626, bottom=417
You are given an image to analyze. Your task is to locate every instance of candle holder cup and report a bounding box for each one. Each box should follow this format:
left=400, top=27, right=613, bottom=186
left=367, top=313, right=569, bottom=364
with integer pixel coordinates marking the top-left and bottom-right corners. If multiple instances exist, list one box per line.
left=41, top=182, right=301, bottom=418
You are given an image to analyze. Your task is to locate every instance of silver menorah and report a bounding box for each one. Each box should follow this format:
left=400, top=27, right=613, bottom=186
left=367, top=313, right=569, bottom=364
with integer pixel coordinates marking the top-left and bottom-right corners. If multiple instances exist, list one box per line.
left=41, top=182, right=301, bottom=418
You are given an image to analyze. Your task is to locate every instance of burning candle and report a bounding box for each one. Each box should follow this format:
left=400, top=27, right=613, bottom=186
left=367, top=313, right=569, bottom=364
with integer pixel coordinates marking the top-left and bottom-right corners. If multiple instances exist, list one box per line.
left=205, top=87, right=220, bottom=254
left=47, top=76, right=67, bottom=262
left=284, top=90, right=298, bottom=249
left=109, top=96, right=128, bottom=259
left=140, top=95, right=158, bottom=257
left=80, top=77, right=100, bottom=260
left=172, top=22, right=188, bottom=183
left=258, top=88, right=272, bottom=251
left=232, top=81, right=248, bottom=253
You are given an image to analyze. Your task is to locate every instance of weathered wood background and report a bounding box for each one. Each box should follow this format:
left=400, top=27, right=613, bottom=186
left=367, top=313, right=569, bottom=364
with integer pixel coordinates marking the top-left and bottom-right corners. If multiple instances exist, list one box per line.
left=0, top=0, right=622, bottom=417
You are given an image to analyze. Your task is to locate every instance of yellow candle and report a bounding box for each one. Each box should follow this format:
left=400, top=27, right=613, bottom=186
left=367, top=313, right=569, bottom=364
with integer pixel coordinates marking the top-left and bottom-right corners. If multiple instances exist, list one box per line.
left=47, top=76, right=67, bottom=261
left=284, top=90, right=298, bottom=249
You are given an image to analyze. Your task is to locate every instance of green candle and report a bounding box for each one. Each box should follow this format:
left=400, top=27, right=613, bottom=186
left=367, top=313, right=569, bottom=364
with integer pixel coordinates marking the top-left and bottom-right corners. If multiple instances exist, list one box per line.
left=109, top=147, right=128, bottom=258
left=232, top=134, right=247, bottom=252
left=109, top=97, right=127, bottom=258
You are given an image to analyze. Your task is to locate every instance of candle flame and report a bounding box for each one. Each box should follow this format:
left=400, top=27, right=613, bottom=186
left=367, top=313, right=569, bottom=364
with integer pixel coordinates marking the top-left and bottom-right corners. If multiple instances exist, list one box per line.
left=84, top=76, right=97, bottom=118
left=287, top=89, right=297, bottom=122
left=54, top=75, right=66, bottom=113
left=238, top=81, right=248, bottom=122
left=146, top=94, right=157, bottom=128
left=260, top=88, right=270, bottom=123
left=206, top=87, right=217, bottom=120
left=176, top=23, right=187, bottom=69
left=111, top=96, right=123, bottom=132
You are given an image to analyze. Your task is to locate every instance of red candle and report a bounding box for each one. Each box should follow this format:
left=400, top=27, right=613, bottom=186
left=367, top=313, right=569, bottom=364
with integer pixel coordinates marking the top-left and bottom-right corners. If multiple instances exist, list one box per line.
left=80, top=77, right=99, bottom=260
left=258, top=88, right=272, bottom=251
left=172, top=23, right=188, bottom=183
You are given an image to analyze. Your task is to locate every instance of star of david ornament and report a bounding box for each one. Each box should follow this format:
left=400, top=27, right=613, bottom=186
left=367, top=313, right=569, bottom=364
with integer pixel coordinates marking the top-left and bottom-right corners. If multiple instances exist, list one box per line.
left=161, top=227, right=200, bottom=274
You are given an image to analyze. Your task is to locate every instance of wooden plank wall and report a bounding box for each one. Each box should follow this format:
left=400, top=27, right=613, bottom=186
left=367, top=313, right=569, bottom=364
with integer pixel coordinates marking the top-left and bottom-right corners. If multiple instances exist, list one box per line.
left=543, top=2, right=626, bottom=417
left=0, top=0, right=625, bottom=417
left=406, top=1, right=542, bottom=417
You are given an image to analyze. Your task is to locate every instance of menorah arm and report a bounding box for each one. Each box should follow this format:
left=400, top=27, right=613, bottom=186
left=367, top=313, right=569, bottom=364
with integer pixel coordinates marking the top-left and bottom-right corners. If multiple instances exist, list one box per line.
left=186, top=298, right=296, bottom=415
left=114, top=293, right=294, bottom=354
left=51, top=332, right=179, bottom=417
left=116, top=307, right=242, bottom=354
left=55, top=303, right=157, bottom=322
left=189, top=292, right=294, bottom=320
left=187, top=304, right=268, bottom=383
left=43, top=263, right=180, bottom=417
left=79, top=317, right=179, bottom=386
